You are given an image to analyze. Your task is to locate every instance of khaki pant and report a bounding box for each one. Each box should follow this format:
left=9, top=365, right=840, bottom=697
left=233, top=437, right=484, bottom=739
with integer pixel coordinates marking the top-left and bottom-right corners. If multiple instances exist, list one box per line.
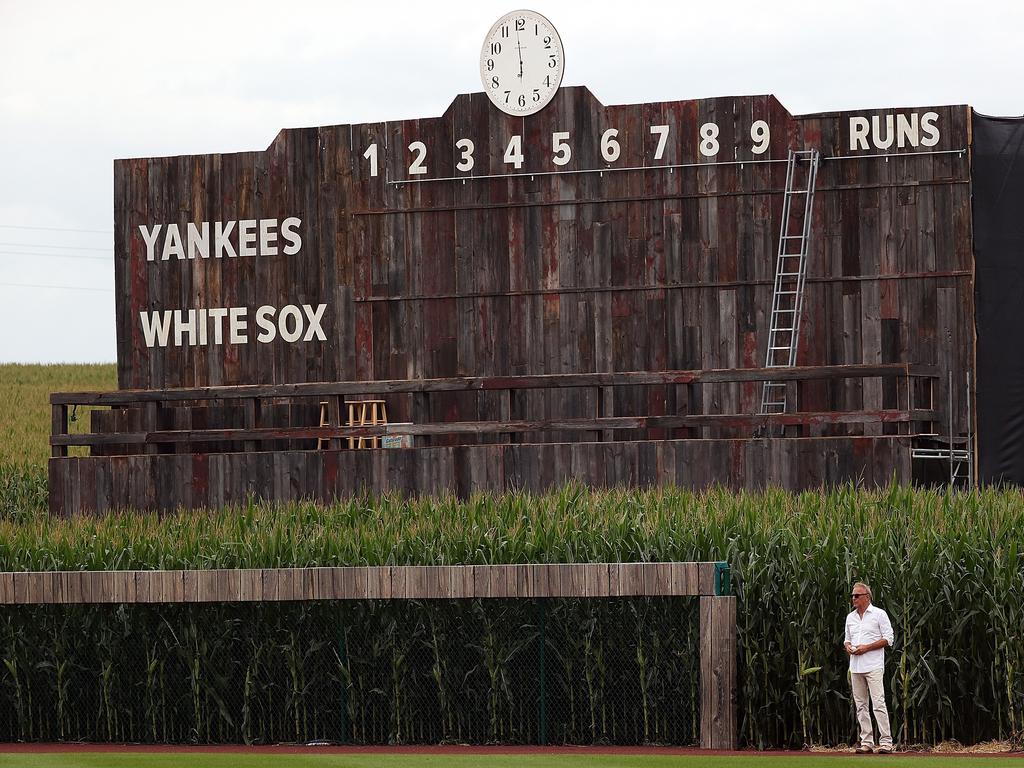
left=851, top=668, right=892, bottom=748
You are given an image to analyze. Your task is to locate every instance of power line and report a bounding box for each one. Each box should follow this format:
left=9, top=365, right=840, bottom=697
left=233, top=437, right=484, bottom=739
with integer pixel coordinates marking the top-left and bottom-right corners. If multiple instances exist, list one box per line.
left=0, top=224, right=112, bottom=234
left=0, top=282, right=113, bottom=293
left=0, top=250, right=111, bottom=262
left=0, top=241, right=110, bottom=251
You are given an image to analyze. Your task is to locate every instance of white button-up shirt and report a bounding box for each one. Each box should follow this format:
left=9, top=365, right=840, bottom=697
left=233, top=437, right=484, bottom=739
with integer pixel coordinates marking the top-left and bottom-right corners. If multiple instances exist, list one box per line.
left=844, top=603, right=894, bottom=673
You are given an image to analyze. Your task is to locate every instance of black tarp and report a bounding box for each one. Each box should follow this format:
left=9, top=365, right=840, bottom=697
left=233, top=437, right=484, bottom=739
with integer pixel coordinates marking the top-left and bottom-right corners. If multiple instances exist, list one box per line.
left=973, top=112, right=1024, bottom=485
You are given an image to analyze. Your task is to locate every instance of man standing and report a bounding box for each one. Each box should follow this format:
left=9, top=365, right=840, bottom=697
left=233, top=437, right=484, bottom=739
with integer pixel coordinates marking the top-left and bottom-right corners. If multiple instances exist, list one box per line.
left=844, top=581, right=895, bottom=754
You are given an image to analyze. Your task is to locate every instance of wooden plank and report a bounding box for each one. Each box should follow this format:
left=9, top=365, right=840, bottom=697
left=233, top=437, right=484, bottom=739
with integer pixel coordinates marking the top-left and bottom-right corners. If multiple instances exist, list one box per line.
left=299, top=568, right=316, bottom=601
left=51, top=404, right=68, bottom=458
left=113, top=571, right=136, bottom=603
left=312, top=567, right=334, bottom=600
left=366, top=566, right=389, bottom=599
left=0, top=561, right=725, bottom=604
left=54, top=363, right=931, bottom=405
left=645, top=563, right=671, bottom=595
left=390, top=566, right=408, bottom=599
left=336, top=566, right=367, bottom=600
left=453, top=565, right=473, bottom=599
left=525, top=564, right=546, bottom=599
left=487, top=565, right=511, bottom=598
left=261, top=569, right=279, bottom=602
left=182, top=570, right=199, bottom=602
left=406, top=565, right=428, bottom=599
left=700, top=595, right=714, bottom=749
left=33, top=572, right=55, bottom=604
left=701, top=595, right=738, bottom=749
left=236, top=569, right=260, bottom=601
left=515, top=563, right=533, bottom=599
left=608, top=562, right=622, bottom=597
left=99, top=572, right=116, bottom=604
left=56, top=407, right=930, bottom=449
left=618, top=563, right=645, bottom=596
left=438, top=566, right=458, bottom=599
left=472, top=564, right=489, bottom=598
left=275, top=568, right=296, bottom=601
left=195, top=569, right=218, bottom=602
left=73, top=571, right=95, bottom=603
left=134, top=569, right=153, bottom=606
left=59, top=572, right=79, bottom=604
left=698, top=562, right=717, bottom=596
left=582, top=563, right=602, bottom=598
left=82, top=571, right=106, bottom=603
left=562, top=564, right=586, bottom=597
left=532, top=563, right=557, bottom=599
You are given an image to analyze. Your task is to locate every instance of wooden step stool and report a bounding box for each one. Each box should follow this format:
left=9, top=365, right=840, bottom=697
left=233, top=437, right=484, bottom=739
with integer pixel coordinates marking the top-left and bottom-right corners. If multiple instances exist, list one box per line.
left=347, top=399, right=388, bottom=449
left=317, top=401, right=331, bottom=450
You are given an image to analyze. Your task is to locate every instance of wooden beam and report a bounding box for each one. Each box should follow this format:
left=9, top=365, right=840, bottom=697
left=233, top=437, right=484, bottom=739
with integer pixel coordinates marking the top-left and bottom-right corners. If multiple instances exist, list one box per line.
left=51, top=364, right=936, bottom=406
left=52, top=409, right=935, bottom=448
left=0, top=562, right=722, bottom=604
left=51, top=404, right=68, bottom=458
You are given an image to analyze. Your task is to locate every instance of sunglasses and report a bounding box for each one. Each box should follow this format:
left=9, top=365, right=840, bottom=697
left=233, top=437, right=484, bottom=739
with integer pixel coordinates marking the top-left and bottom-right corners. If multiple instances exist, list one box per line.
left=851, top=593, right=868, bottom=598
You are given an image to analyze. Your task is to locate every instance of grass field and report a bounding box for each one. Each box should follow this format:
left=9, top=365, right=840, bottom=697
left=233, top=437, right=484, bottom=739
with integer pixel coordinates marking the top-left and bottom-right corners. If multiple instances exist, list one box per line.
left=0, top=363, right=116, bottom=466
left=1, top=752, right=1023, bottom=768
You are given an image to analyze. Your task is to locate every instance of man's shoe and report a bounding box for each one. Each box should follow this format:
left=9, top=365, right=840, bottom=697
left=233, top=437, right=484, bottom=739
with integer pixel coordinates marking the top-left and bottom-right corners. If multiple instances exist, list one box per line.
left=877, top=746, right=893, bottom=754
left=855, top=746, right=874, bottom=754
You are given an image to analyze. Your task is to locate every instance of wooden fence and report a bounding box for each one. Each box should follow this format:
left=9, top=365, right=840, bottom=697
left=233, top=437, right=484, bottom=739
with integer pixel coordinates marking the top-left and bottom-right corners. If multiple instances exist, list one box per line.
left=52, top=363, right=936, bottom=455
left=0, top=561, right=736, bottom=749
left=48, top=363, right=936, bottom=514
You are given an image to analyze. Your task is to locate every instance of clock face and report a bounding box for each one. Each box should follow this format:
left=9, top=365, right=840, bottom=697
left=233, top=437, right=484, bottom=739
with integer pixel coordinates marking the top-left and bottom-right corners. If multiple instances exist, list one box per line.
left=480, top=10, right=564, bottom=117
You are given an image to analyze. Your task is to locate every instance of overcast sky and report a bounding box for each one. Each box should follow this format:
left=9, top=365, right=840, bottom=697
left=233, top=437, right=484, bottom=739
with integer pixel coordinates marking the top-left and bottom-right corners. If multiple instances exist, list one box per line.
left=0, top=0, right=1020, bottom=364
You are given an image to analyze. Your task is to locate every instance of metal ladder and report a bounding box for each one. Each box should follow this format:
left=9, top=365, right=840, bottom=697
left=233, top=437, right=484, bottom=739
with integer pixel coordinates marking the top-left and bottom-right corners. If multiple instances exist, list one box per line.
left=760, top=148, right=820, bottom=415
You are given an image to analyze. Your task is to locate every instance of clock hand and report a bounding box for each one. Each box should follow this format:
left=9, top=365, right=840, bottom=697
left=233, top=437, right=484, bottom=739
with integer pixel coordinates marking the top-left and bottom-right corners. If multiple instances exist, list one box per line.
left=515, top=28, right=523, bottom=79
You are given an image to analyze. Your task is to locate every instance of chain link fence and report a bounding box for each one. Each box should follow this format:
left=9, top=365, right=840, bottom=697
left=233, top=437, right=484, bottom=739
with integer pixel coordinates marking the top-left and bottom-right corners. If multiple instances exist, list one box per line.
left=0, top=597, right=698, bottom=745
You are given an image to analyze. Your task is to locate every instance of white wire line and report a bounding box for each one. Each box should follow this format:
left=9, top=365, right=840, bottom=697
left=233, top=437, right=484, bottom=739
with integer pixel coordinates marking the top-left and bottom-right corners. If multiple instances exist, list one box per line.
left=0, top=224, right=112, bottom=234
left=0, top=241, right=109, bottom=251
left=0, top=282, right=113, bottom=292
left=0, top=249, right=110, bottom=261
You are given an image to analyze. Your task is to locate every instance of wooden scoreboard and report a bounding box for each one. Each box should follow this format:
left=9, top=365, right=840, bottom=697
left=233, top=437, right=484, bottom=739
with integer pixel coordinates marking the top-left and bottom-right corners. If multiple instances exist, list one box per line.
left=51, top=15, right=977, bottom=513
left=114, top=90, right=969, bottom=397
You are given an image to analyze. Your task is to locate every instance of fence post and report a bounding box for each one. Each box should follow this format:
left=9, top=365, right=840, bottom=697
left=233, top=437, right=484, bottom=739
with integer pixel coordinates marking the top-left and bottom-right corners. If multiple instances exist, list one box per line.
left=51, top=403, right=68, bottom=458
left=537, top=598, right=547, bottom=745
left=699, top=593, right=737, bottom=749
left=338, top=607, right=349, bottom=744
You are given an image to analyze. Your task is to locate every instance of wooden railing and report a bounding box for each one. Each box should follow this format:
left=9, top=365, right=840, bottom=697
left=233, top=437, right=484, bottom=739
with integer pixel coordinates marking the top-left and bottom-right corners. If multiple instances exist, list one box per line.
left=51, top=363, right=936, bottom=456
left=0, top=562, right=728, bottom=604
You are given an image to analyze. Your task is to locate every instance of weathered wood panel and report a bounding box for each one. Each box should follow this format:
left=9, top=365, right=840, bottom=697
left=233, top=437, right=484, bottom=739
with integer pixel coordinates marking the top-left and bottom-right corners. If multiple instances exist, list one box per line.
left=0, top=562, right=722, bottom=605
left=50, top=435, right=911, bottom=515
left=700, top=595, right=737, bottom=750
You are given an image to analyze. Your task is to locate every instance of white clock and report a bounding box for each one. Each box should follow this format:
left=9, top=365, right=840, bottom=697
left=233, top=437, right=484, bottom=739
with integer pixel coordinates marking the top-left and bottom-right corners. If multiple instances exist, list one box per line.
left=480, top=10, right=564, bottom=116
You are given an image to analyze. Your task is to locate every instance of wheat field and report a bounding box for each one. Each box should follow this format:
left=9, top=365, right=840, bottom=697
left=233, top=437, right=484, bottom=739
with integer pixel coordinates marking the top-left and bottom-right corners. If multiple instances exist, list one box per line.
left=0, top=363, right=116, bottom=467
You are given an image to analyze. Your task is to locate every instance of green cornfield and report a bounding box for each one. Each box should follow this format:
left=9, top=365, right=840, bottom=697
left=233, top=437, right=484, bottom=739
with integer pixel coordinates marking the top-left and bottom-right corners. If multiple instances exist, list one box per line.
left=0, top=597, right=698, bottom=746
left=0, top=480, right=1021, bottom=748
left=0, top=366, right=1022, bottom=748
